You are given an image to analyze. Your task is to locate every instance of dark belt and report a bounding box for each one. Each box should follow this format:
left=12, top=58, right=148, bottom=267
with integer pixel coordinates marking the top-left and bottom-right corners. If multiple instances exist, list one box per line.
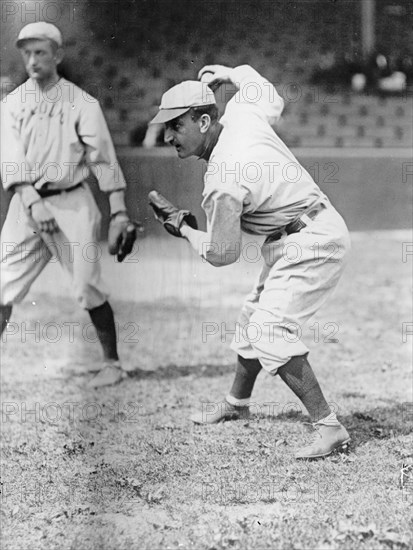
left=38, top=183, right=82, bottom=198
left=266, top=200, right=326, bottom=243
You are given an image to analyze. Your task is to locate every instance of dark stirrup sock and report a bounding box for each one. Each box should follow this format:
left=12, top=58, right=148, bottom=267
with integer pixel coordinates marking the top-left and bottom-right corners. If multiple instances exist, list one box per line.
left=88, top=301, right=119, bottom=361
left=0, top=305, right=12, bottom=336
left=228, top=356, right=262, bottom=400
left=277, top=354, right=331, bottom=422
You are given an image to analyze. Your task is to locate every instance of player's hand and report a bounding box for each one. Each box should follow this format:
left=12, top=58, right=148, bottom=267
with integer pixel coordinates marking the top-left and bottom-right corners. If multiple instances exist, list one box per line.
left=148, top=190, right=197, bottom=238
left=198, top=65, right=234, bottom=90
left=30, top=201, right=59, bottom=234
left=108, top=212, right=142, bottom=262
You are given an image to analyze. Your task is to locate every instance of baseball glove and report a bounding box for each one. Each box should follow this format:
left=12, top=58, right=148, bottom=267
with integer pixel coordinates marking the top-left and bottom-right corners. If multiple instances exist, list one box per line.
left=148, top=190, right=198, bottom=238
left=108, top=213, right=142, bottom=262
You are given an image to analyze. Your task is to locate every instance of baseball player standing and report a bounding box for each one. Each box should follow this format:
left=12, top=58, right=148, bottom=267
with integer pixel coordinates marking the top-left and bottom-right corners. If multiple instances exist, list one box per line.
left=148, top=64, right=351, bottom=459
left=0, top=22, right=138, bottom=388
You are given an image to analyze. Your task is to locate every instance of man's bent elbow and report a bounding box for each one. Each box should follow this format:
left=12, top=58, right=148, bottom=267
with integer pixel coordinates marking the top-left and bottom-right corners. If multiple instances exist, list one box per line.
left=207, top=257, right=238, bottom=267
left=201, top=241, right=241, bottom=266
left=204, top=250, right=241, bottom=267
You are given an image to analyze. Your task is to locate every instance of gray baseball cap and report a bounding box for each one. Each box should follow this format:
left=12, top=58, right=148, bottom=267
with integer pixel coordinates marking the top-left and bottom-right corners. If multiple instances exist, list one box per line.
left=150, top=81, right=216, bottom=124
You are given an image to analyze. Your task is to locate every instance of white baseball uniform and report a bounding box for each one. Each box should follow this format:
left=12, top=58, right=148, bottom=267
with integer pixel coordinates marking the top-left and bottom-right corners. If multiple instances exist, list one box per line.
left=197, top=65, right=351, bottom=373
left=1, top=77, right=127, bottom=309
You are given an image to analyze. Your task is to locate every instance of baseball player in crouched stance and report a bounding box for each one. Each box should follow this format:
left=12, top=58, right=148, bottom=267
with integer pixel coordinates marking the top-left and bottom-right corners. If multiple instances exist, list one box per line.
left=0, top=23, right=138, bottom=387
left=148, top=64, right=352, bottom=459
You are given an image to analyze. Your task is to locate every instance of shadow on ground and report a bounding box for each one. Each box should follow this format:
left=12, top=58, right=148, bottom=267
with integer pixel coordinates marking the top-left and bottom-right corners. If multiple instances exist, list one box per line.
left=340, top=404, right=412, bottom=447
left=72, top=363, right=413, bottom=451
left=126, top=363, right=234, bottom=379
left=246, top=404, right=412, bottom=449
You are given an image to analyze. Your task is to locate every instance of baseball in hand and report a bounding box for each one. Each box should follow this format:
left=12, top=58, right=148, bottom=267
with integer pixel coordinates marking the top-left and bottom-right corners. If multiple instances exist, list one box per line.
left=200, top=71, right=214, bottom=84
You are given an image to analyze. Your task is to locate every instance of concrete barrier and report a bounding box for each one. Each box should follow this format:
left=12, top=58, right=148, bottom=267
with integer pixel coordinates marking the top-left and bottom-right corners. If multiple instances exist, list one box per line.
left=1, top=148, right=412, bottom=236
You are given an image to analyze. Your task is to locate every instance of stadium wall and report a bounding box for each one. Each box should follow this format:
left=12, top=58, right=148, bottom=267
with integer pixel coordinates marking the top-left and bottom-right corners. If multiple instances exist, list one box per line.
left=1, top=149, right=412, bottom=237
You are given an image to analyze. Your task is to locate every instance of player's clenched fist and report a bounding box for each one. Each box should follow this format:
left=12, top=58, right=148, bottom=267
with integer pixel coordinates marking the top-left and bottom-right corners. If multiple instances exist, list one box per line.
left=108, top=212, right=142, bottom=262
left=148, top=190, right=197, bottom=238
left=198, top=64, right=234, bottom=90
left=30, top=201, right=59, bottom=234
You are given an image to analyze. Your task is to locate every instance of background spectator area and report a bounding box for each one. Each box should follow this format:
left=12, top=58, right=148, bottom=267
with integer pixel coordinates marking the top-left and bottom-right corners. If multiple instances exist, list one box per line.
left=1, top=0, right=412, bottom=148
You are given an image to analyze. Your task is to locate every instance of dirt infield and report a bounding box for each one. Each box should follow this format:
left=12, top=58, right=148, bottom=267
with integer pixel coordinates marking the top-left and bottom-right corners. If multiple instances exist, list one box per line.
left=1, top=230, right=412, bottom=549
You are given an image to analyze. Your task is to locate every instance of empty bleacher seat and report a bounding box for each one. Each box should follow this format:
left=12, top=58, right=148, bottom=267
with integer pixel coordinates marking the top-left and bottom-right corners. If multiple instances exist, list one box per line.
left=338, top=114, right=347, bottom=126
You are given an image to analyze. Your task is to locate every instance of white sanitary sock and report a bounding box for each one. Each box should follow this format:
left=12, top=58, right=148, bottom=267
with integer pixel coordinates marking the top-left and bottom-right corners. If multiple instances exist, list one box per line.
left=315, top=411, right=340, bottom=426
left=226, top=394, right=250, bottom=407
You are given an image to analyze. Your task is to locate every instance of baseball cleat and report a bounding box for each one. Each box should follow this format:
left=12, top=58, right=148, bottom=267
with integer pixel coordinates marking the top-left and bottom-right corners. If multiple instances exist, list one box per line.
left=295, top=423, right=350, bottom=459
left=190, top=400, right=250, bottom=424
left=87, top=362, right=127, bottom=388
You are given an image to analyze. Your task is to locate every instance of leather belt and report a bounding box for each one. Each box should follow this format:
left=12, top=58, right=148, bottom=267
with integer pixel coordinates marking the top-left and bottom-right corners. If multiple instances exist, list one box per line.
left=266, top=200, right=326, bottom=243
left=38, top=183, right=82, bottom=198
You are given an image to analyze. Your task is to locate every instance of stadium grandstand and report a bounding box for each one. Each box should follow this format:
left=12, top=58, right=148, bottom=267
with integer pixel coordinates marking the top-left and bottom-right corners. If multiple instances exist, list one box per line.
left=1, top=0, right=412, bottom=149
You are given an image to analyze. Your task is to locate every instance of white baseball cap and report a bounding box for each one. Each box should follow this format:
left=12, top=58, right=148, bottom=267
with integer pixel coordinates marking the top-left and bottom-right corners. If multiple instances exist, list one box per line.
left=150, top=81, right=216, bottom=124
left=16, top=22, right=63, bottom=48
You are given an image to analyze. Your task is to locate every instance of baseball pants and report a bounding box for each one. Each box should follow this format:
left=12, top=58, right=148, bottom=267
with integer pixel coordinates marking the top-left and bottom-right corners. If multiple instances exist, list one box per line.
left=231, top=201, right=351, bottom=374
left=0, top=183, right=109, bottom=309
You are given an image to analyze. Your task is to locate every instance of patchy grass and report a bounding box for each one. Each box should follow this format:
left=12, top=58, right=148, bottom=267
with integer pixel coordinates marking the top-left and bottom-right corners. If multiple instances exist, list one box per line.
left=1, top=232, right=412, bottom=549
